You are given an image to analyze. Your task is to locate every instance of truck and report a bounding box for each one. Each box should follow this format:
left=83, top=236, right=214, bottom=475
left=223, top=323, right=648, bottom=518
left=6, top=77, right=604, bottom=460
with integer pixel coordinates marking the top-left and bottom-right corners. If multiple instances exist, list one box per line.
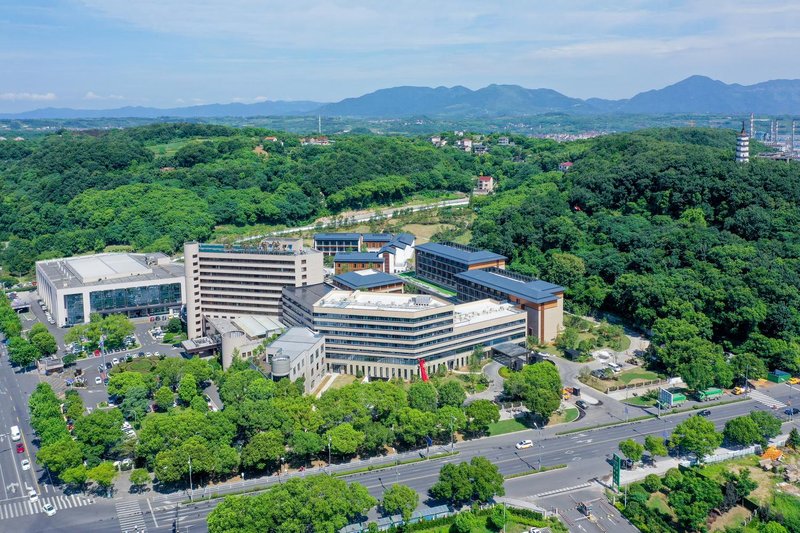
left=658, top=388, right=687, bottom=408
left=696, top=388, right=724, bottom=402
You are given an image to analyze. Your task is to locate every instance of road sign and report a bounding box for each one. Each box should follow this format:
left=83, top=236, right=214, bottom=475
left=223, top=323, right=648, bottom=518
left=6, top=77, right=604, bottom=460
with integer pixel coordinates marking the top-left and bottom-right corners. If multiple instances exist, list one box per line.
left=612, top=453, right=622, bottom=488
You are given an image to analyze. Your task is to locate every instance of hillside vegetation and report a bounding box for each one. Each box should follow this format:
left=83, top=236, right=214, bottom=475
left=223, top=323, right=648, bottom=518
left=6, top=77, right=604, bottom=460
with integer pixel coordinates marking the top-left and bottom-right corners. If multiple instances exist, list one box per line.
left=471, top=128, right=800, bottom=381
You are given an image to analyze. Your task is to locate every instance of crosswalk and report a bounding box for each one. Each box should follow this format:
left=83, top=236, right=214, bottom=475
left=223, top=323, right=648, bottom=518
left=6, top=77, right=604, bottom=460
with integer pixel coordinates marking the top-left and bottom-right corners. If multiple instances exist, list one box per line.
left=748, top=390, right=787, bottom=409
left=0, top=493, right=94, bottom=519
left=115, top=499, right=148, bottom=532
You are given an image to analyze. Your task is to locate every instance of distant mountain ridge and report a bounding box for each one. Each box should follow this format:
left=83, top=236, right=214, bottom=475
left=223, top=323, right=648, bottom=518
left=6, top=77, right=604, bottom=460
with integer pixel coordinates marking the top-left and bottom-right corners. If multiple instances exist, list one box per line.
left=3, top=76, right=799, bottom=119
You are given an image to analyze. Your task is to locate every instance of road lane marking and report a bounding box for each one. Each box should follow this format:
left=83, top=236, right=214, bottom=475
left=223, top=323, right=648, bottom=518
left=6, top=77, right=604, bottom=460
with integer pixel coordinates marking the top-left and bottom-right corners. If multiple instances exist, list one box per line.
left=147, top=497, right=159, bottom=528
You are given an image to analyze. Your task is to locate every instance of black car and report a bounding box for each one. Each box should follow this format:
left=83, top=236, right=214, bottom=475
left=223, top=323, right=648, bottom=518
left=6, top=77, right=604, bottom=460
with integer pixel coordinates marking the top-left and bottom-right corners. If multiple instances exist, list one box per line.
left=105, top=362, right=113, bottom=370
left=784, top=407, right=800, bottom=416
left=575, top=400, right=589, bottom=410
left=698, top=409, right=711, bottom=417
left=138, top=352, right=145, bottom=357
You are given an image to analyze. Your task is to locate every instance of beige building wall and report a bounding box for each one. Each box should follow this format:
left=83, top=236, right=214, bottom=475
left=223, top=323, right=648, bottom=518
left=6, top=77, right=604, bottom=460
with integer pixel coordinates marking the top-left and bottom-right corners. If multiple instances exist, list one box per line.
left=184, top=241, right=323, bottom=339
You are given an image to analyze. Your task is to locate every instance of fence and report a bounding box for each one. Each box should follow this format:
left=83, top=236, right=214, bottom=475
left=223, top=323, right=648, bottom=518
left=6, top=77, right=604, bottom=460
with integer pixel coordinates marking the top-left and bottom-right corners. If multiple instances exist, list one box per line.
left=604, top=378, right=666, bottom=394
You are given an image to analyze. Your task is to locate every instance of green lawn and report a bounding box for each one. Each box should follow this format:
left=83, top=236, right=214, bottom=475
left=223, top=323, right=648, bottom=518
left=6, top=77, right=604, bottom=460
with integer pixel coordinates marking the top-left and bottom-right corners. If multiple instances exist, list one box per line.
left=398, top=272, right=457, bottom=297
left=618, top=369, right=661, bottom=384
left=647, top=492, right=675, bottom=518
left=625, top=395, right=657, bottom=407
left=488, top=417, right=534, bottom=436
left=147, top=139, right=195, bottom=156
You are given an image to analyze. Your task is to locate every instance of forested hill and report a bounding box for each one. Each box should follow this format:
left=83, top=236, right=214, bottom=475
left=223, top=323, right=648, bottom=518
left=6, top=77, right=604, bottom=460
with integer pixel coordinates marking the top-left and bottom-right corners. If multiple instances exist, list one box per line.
left=471, top=128, right=800, bottom=382
left=0, top=124, right=498, bottom=275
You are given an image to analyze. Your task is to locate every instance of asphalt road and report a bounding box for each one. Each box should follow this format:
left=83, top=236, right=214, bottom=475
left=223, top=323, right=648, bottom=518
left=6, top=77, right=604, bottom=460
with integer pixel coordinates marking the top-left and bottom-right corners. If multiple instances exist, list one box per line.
left=128, top=385, right=800, bottom=532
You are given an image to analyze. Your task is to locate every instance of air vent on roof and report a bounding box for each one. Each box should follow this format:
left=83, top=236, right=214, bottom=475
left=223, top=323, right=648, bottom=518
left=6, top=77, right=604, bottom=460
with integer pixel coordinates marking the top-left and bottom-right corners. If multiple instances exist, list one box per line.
left=413, top=295, right=432, bottom=306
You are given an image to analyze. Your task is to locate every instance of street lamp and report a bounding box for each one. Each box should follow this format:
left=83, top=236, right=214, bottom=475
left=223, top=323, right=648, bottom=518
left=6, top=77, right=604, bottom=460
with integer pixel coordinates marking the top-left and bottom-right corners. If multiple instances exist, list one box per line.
left=328, top=434, right=332, bottom=471
left=449, top=415, right=456, bottom=452
left=532, top=422, right=542, bottom=470
left=188, top=457, right=193, bottom=502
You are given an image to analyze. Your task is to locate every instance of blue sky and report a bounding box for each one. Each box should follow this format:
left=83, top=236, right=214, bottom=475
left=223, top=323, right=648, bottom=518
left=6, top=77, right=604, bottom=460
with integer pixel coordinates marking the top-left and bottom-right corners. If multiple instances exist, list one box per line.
left=1, top=0, right=799, bottom=112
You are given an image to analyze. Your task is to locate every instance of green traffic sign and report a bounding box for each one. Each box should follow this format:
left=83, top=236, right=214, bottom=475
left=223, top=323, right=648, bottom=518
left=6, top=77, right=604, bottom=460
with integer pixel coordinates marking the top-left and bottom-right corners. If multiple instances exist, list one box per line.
left=612, top=453, right=621, bottom=488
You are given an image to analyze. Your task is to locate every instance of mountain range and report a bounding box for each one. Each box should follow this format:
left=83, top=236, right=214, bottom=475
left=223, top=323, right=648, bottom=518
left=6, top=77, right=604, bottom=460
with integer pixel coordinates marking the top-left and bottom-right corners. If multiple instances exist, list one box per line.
left=2, top=76, right=799, bottom=119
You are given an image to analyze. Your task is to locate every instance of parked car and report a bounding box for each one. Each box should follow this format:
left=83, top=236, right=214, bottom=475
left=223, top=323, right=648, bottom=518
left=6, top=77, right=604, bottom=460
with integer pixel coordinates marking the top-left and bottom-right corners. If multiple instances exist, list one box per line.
left=154, top=351, right=161, bottom=357
left=145, top=352, right=153, bottom=357
left=97, top=365, right=104, bottom=373
left=41, top=502, right=56, bottom=516
left=138, top=352, right=145, bottom=357
left=515, top=440, right=533, bottom=450
left=105, top=362, right=113, bottom=370
left=16, top=443, right=24, bottom=453
left=21, top=459, right=31, bottom=471
left=94, top=377, right=102, bottom=385
left=576, top=400, right=589, bottom=410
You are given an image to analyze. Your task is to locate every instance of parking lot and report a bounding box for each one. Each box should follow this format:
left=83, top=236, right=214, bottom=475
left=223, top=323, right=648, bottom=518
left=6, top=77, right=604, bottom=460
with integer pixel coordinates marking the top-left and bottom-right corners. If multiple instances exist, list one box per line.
left=16, top=292, right=185, bottom=411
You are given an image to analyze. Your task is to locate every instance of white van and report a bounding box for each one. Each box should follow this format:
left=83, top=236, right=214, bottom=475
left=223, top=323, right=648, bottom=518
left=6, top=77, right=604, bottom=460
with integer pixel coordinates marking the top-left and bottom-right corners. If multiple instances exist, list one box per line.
left=10, top=426, right=21, bottom=441
left=606, top=362, right=622, bottom=374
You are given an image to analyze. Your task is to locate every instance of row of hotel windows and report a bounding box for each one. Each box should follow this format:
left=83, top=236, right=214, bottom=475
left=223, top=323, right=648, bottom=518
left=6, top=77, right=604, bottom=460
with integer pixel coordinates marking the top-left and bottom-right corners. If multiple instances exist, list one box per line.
left=312, top=311, right=454, bottom=324
left=314, top=319, right=452, bottom=333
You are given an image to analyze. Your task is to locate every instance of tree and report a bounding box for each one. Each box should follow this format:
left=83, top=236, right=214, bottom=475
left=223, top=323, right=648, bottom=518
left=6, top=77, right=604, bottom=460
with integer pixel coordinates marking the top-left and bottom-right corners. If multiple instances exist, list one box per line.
left=670, top=415, right=722, bottom=460
left=153, top=385, right=175, bottom=412
left=619, top=439, right=645, bottom=463
left=728, top=352, right=768, bottom=381
left=166, top=317, right=183, bottom=334
left=437, top=380, right=466, bottom=408
left=178, top=372, right=198, bottom=404
left=73, top=408, right=124, bottom=458
left=326, top=423, right=364, bottom=456
left=787, top=428, right=800, bottom=450
left=381, top=484, right=418, bottom=521
left=761, top=522, right=789, bottom=533
left=465, top=400, right=500, bottom=435
left=408, top=381, right=438, bottom=412
left=241, top=430, right=284, bottom=471
left=129, top=468, right=151, bottom=492
left=290, top=431, right=324, bottom=464
left=749, top=411, right=781, bottom=442
left=429, top=457, right=504, bottom=505
left=723, top=416, right=763, bottom=446
left=107, top=371, right=148, bottom=398
left=644, top=435, right=668, bottom=463
left=8, top=337, right=40, bottom=367
left=642, top=474, right=661, bottom=493
left=60, top=465, right=88, bottom=491
left=207, top=475, right=375, bottom=533
left=37, top=437, right=84, bottom=475
left=488, top=506, right=507, bottom=530
left=453, top=511, right=479, bottom=533
left=503, top=362, right=562, bottom=420
left=88, top=462, right=118, bottom=492
left=121, top=386, right=150, bottom=422
left=30, top=330, right=57, bottom=356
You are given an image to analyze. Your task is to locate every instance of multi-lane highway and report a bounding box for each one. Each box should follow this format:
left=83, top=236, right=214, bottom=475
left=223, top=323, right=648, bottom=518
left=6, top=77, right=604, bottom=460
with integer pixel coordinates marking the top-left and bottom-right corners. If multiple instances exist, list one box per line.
left=7, top=382, right=791, bottom=533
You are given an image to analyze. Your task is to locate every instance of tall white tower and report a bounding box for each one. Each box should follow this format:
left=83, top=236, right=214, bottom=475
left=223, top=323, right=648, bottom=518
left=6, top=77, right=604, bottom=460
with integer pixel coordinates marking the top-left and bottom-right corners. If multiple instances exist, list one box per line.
left=736, top=122, right=750, bottom=163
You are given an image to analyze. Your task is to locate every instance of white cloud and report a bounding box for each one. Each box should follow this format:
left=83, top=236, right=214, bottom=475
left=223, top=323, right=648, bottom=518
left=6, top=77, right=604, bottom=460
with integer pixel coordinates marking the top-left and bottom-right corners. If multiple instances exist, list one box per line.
left=84, top=91, right=125, bottom=100
left=0, top=92, right=56, bottom=101
left=231, top=95, right=270, bottom=103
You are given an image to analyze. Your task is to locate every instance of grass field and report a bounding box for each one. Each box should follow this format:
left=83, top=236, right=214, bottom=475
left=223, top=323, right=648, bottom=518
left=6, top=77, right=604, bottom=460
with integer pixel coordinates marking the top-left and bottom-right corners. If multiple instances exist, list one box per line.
left=329, top=374, right=358, bottom=390
left=488, top=417, right=534, bottom=436
left=147, top=139, right=197, bottom=156
left=618, top=369, right=660, bottom=384
left=647, top=492, right=675, bottom=518
left=399, top=272, right=457, bottom=297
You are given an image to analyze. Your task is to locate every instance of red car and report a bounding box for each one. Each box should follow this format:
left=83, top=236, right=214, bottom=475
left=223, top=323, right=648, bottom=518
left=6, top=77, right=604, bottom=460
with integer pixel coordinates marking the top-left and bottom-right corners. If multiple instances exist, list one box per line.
left=16, top=443, right=24, bottom=453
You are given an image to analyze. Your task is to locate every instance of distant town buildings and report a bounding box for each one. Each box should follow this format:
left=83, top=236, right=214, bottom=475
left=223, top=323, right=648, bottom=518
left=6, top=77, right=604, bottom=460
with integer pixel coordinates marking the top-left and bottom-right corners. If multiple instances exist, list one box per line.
left=315, top=232, right=416, bottom=274
left=300, top=136, right=331, bottom=146
left=558, top=161, right=574, bottom=172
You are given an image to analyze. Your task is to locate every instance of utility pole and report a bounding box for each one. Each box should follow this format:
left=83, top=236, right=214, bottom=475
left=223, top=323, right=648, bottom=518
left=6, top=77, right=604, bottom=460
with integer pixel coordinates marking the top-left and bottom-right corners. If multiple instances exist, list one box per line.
left=449, top=416, right=455, bottom=452
left=188, top=457, right=193, bottom=502
left=328, top=434, right=332, bottom=471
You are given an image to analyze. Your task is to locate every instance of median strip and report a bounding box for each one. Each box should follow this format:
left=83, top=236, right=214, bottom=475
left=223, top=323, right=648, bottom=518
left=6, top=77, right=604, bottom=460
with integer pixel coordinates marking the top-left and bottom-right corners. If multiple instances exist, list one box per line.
left=333, top=451, right=459, bottom=477
left=504, top=463, right=566, bottom=480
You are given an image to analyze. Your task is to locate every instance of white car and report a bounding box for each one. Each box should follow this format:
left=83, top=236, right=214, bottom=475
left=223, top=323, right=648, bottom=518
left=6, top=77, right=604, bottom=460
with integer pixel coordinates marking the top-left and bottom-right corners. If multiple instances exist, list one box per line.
left=112, top=358, right=120, bottom=365
left=95, top=376, right=102, bottom=385
left=42, top=502, right=56, bottom=516
left=145, top=352, right=153, bottom=357
left=515, top=439, right=534, bottom=450
left=28, top=488, right=38, bottom=502
left=154, top=351, right=161, bottom=357
left=21, top=459, right=31, bottom=470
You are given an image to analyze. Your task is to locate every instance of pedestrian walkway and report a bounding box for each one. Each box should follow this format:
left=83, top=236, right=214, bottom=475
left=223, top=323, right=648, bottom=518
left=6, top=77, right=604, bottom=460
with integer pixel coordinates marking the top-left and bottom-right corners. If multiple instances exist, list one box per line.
left=0, top=493, right=94, bottom=520
left=748, top=390, right=786, bottom=409
left=115, top=499, right=148, bottom=532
